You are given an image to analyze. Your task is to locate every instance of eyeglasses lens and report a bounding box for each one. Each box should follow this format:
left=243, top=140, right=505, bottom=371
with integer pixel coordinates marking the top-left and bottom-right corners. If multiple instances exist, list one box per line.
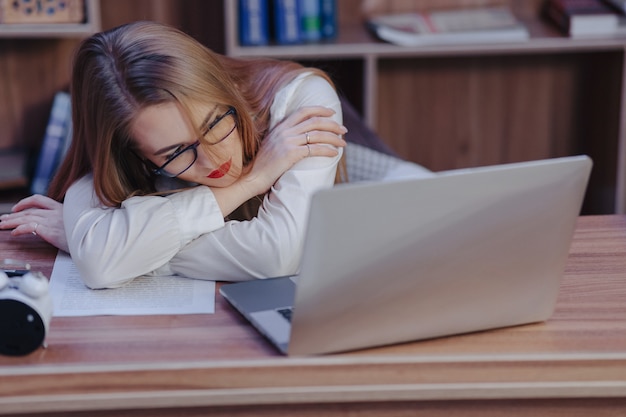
left=161, top=146, right=198, bottom=177
left=156, top=108, right=237, bottom=178
left=204, top=111, right=237, bottom=145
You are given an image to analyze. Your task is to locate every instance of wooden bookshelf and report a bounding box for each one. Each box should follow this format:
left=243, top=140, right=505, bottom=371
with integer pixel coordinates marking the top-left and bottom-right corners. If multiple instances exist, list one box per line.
left=0, top=0, right=100, bottom=199
left=0, top=1, right=223, bottom=204
left=224, top=0, right=626, bottom=215
left=0, top=0, right=101, bottom=38
left=0, top=0, right=623, bottom=215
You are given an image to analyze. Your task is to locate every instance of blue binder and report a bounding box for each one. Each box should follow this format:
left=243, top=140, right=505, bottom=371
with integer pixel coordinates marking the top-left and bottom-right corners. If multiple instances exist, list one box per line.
left=239, top=0, right=270, bottom=46
left=320, top=0, right=337, bottom=39
left=273, top=0, right=301, bottom=44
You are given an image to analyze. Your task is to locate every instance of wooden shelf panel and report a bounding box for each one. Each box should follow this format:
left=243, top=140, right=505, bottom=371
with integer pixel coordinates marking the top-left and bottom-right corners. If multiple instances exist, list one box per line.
left=0, top=24, right=97, bottom=37
left=223, top=0, right=626, bottom=214
left=225, top=0, right=626, bottom=60
left=229, top=39, right=626, bottom=60
left=228, top=24, right=626, bottom=59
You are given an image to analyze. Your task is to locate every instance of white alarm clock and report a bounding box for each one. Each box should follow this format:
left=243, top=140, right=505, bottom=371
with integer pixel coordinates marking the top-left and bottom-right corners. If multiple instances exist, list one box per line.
left=0, top=270, right=53, bottom=356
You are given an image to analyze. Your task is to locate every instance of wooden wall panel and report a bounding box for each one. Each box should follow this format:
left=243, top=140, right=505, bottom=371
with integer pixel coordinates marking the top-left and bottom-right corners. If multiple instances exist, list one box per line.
left=577, top=52, right=622, bottom=214
left=100, top=0, right=183, bottom=29
left=0, top=39, right=77, bottom=152
left=376, top=54, right=585, bottom=172
left=376, top=51, right=623, bottom=214
left=0, top=0, right=622, bottom=213
left=100, top=0, right=224, bottom=53
left=0, top=0, right=224, bottom=156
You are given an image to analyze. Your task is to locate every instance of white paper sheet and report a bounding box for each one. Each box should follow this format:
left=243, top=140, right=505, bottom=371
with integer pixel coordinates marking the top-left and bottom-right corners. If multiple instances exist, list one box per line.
left=48, top=251, right=215, bottom=317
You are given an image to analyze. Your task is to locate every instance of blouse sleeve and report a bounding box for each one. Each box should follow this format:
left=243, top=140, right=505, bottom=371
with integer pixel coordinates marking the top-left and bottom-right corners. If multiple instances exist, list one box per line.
left=166, top=73, right=343, bottom=281
left=63, top=176, right=225, bottom=288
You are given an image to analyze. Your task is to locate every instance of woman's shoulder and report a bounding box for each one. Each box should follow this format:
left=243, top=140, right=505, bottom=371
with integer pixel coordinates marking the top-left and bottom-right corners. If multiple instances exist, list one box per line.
left=67, top=173, right=94, bottom=192
left=276, top=72, right=336, bottom=103
left=64, top=173, right=104, bottom=208
left=270, top=72, right=341, bottom=126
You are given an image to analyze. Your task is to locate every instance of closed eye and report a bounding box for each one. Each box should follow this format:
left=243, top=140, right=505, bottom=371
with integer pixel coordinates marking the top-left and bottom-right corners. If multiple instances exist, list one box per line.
left=165, top=144, right=186, bottom=159
left=199, top=106, right=221, bottom=135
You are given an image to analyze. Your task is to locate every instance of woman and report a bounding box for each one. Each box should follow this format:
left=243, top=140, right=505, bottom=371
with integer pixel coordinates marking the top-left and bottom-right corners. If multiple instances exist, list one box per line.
left=0, top=21, right=347, bottom=288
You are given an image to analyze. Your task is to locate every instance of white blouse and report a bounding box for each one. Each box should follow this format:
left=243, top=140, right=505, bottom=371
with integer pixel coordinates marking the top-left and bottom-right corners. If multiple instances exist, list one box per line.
left=63, top=73, right=343, bottom=288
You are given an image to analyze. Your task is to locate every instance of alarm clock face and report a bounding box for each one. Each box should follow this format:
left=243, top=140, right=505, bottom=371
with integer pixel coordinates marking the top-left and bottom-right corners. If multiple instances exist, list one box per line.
left=0, top=299, right=46, bottom=356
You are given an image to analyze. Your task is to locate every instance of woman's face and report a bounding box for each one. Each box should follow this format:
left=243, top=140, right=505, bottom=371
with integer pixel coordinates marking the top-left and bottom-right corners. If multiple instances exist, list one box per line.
left=132, top=101, right=243, bottom=187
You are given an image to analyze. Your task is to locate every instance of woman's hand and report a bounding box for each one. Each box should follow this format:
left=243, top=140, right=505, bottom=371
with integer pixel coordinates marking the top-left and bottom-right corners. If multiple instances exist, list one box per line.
left=0, top=194, right=69, bottom=253
left=242, top=106, right=347, bottom=196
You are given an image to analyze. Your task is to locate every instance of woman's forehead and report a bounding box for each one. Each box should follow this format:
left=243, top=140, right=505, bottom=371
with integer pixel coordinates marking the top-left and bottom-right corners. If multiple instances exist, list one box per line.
left=132, top=100, right=228, bottom=155
left=131, top=102, right=196, bottom=154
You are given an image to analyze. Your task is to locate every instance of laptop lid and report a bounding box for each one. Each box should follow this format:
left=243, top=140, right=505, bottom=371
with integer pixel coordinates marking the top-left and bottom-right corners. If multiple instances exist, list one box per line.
left=222, top=155, right=592, bottom=356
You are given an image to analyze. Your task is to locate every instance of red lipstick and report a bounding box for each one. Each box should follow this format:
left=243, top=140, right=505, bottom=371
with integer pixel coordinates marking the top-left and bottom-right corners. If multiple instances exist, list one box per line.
left=208, top=158, right=232, bottom=179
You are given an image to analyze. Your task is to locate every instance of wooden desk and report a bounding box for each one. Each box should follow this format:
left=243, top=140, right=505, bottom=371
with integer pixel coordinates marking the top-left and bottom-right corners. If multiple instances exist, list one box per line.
left=1, top=215, right=626, bottom=416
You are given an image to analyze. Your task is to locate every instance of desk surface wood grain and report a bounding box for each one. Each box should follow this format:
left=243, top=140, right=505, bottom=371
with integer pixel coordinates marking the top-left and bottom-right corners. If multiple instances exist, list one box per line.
left=1, top=215, right=626, bottom=416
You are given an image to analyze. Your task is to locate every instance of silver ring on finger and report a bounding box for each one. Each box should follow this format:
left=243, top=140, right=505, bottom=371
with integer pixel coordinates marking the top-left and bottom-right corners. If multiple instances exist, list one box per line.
left=32, top=223, right=39, bottom=236
left=305, top=131, right=310, bottom=144
left=306, top=144, right=311, bottom=157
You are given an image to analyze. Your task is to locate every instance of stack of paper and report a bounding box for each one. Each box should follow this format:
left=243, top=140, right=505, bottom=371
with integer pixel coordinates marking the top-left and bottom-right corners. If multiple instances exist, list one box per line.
left=367, top=7, right=530, bottom=47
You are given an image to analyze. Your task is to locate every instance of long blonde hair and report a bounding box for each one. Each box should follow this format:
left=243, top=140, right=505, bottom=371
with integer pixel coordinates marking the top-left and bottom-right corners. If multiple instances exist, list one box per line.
left=48, top=21, right=339, bottom=207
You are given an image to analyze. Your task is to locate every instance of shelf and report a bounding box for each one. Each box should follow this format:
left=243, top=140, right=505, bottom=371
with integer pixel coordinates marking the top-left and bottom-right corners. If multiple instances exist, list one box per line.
left=222, top=0, right=626, bottom=215
left=227, top=22, right=626, bottom=60
left=0, top=0, right=100, bottom=38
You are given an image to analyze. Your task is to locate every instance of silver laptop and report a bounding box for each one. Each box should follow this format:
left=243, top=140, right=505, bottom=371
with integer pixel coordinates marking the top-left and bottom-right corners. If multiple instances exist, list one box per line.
left=220, top=155, right=592, bottom=356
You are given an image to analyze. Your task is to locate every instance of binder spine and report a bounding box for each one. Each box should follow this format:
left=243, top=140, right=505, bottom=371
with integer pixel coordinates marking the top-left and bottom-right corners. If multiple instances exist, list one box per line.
left=273, top=0, right=300, bottom=44
left=31, top=92, right=71, bottom=196
left=320, top=0, right=337, bottom=39
left=239, top=0, right=270, bottom=46
left=298, top=0, right=321, bottom=42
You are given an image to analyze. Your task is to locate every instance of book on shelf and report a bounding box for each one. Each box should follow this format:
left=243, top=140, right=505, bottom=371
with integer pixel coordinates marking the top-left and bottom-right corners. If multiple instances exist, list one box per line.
left=240, top=0, right=337, bottom=46
left=0, top=148, right=28, bottom=191
left=543, top=0, right=624, bottom=37
left=30, top=91, right=72, bottom=196
left=320, top=0, right=337, bottom=39
left=298, top=0, right=322, bottom=42
left=603, top=0, right=626, bottom=12
left=239, top=0, right=270, bottom=46
left=366, top=6, right=530, bottom=47
left=272, top=0, right=301, bottom=44
left=299, top=0, right=337, bottom=42
left=600, top=0, right=626, bottom=34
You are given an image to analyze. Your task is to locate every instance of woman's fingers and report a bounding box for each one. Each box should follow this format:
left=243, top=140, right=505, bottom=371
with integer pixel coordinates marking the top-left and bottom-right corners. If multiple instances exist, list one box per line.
left=11, top=221, right=40, bottom=237
left=0, top=200, right=69, bottom=252
left=11, top=194, right=60, bottom=212
left=282, top=106, right=336, bottom=126
left=301, top=129, right=347, bottom=147
left=305, top=143, right=343, bottom=158
left=298, top=117, right=347, bottom=139
left=1, top=209, right=45, bottom=232
left=273, top=106, right=348, bottom=141
left=1, top=195, right=59, bottom=228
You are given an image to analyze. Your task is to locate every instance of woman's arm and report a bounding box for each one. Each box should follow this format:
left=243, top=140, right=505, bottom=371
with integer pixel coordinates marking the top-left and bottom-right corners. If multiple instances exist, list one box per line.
left=210, top=105, right=345, bottom=217
left=63, top=177, right=226, bottom=288
left=68, top=74, right=343, bottom=288
left=64, top=118, right=344, bottom=288
left=1, top=105, right=343, bottom=279
left=3, top=74, right=343, bottom=288
left=166, top=74, right=344, bottom=281
left=0, top=195, right=69, bottom=252
left=0, top=187, right=223, bottom=282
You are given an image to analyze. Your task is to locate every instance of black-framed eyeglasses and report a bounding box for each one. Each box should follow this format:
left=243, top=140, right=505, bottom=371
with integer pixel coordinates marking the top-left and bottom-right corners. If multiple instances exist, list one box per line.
left=153, top=107, right=237, bottom=178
